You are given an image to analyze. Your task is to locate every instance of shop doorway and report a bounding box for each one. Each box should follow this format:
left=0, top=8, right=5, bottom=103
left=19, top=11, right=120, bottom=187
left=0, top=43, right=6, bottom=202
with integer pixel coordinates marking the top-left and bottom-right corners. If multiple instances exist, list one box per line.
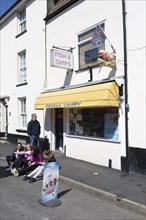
left=55, top=108, right=63, bottom=150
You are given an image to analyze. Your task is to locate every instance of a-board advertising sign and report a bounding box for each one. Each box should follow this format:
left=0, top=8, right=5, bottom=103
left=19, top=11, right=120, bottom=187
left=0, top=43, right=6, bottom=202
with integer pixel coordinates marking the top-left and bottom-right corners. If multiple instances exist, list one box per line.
left=39, top=162, right=60, bottom=206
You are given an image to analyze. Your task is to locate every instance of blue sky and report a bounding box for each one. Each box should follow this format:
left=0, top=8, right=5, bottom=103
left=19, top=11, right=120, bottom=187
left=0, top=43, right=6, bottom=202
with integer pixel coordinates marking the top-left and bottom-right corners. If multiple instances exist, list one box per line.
left=0, top=0, right=16, bottom=16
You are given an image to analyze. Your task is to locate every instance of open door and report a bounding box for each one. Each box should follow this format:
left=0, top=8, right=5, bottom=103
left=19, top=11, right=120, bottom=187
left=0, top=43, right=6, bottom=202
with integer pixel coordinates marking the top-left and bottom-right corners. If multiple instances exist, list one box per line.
left=55, top=108, right=63, bottom=150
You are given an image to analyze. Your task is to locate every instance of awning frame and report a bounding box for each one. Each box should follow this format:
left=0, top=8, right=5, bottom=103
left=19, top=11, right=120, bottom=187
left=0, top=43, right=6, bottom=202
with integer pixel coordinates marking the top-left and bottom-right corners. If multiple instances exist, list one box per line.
left=35, top=80, right=119, bottom=110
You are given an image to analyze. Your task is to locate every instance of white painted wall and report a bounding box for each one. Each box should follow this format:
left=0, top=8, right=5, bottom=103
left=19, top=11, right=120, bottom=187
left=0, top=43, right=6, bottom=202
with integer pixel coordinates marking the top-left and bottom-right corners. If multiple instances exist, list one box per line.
left=126, top=0, right=146, bottom=149
left=65, top=136, right=122, bottom=169
left=46, top=0, right=124, bottom=89
left=0, top=0, right=46, bottom=137
left=45, top=0, right=126, bottom=169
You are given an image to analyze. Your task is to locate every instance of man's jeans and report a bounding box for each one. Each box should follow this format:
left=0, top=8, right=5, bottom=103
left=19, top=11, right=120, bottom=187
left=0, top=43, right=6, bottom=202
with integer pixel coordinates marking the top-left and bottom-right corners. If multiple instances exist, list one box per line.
left=29, top=135, right=39, bottom=147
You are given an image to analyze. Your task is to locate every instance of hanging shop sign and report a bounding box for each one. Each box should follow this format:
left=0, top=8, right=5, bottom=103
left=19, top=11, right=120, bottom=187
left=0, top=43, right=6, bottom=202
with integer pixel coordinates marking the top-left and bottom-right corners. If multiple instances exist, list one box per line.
left=97, top=50, right=116, bottom=69
left=50, top=49, right=74, bottom=70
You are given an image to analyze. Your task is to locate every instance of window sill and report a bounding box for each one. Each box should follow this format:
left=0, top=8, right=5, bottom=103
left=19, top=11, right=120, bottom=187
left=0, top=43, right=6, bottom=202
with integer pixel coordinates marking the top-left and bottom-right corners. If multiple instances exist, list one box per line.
left=16, top=129, right=27, bottom=133
left=16, top=82, right=28, bottom=87
left=15, top=30, right=27, bottom=38
left=66, top=134, right=120, bottom=143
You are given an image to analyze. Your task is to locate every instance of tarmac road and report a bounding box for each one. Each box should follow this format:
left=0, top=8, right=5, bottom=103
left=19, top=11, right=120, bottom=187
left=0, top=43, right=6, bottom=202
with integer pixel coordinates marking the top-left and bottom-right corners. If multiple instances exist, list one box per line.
left=0, top=159, right=145, bottom=220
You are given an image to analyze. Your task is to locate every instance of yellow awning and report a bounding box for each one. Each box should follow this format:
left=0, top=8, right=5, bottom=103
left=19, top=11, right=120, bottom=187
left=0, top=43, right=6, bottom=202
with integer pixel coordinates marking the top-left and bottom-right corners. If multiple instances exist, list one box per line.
left=35, top=81, right=119, bottom=109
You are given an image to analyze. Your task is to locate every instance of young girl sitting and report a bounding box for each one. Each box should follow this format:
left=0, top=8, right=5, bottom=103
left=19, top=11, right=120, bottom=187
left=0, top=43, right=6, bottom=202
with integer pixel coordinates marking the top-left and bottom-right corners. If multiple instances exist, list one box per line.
left=23, top=150, right=56, bottom=183
left=11, top=143, right=33, bottom=171
left=12, top=146, right=43, bottom=177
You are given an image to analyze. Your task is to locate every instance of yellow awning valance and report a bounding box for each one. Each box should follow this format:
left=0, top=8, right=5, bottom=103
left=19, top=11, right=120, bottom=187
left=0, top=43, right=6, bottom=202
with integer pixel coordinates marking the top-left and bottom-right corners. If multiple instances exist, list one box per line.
left=35, top=81, right=119, bottom=109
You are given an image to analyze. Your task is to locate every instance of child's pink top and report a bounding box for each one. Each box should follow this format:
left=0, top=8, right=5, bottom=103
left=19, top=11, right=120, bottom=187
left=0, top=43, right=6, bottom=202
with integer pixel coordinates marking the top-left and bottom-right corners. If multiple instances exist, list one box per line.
left=15, top=150, right=32, bottom=161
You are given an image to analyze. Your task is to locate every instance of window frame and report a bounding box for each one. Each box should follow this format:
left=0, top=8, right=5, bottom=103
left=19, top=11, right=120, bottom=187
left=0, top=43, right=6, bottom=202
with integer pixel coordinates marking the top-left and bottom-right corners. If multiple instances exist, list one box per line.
left=77, top=22, right=105, bottom=70
left=17, top=8, right=26, bottom=35
left=18, top=50, right=27, bottom=84
left=18, top=97, right=27, bottom=129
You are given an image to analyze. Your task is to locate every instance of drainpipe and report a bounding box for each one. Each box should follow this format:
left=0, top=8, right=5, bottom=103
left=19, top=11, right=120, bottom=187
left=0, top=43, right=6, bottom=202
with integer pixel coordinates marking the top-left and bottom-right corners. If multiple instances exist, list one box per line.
left=122, top=0, right=129, bottom=172
left=5, top=104, right=8, bottom=140
left=43, top=22, right=47, bottom=91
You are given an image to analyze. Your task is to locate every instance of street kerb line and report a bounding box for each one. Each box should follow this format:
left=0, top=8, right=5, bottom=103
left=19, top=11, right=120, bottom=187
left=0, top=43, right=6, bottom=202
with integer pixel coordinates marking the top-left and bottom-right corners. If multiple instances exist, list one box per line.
left=59, top=175, right=146, bottom=215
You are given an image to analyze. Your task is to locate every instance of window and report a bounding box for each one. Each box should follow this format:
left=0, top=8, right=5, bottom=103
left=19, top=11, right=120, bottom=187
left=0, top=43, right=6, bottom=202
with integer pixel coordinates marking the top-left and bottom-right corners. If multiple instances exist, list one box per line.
left=18, top=98, right=27, bottom=128
left=78, top=23, right=105, bottom=69
left=18, top=9, right=26, bottom=33
left=69, top=107, right=119, bottom=140
left=18, top=50, right=26, bottom=84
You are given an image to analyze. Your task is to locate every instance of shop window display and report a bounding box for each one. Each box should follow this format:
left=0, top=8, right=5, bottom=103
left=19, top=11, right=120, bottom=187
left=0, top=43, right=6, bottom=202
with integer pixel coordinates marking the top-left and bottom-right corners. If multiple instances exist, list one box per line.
left=69, top=107, right=119, bottom=140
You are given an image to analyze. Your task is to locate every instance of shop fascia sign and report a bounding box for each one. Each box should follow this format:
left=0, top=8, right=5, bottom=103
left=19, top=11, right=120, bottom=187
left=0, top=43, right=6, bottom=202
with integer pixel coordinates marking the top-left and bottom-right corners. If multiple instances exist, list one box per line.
left=46, top=102, right=81, bottom=109
left=50, top=48, right=74, bottom=70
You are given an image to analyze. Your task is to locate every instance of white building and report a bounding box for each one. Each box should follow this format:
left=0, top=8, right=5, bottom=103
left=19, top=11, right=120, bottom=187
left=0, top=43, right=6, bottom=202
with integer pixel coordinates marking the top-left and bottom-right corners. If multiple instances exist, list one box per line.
left=0, top=0, right=46, bottom=145
left=0, top=0, right=145, bottom=174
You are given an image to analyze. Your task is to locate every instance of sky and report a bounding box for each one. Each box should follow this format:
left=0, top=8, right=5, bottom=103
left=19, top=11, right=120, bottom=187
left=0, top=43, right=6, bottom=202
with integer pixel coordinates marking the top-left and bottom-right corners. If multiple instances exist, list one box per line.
left=0, top=0, right=17, bottom=16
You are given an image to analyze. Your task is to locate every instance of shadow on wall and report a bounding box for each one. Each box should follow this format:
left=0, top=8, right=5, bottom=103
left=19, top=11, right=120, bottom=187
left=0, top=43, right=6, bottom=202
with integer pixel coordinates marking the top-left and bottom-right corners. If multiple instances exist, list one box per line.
left=63, top=70, right=73, bottom=87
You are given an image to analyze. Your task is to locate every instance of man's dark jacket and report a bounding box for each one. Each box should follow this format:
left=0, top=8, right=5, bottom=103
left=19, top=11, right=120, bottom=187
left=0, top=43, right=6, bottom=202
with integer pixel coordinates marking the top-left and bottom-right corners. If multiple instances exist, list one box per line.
left=27, top=120, right=41, bottom=136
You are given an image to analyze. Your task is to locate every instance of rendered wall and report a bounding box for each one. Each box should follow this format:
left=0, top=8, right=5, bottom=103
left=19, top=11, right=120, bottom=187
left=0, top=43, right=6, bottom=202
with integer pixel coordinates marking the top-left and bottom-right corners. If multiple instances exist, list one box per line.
left=0, top=0, right=46, bottom=137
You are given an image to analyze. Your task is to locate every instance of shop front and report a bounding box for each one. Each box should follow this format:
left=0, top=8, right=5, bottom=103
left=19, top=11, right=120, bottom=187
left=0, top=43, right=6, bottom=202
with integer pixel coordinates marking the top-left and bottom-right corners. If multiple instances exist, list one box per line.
left=35, top=80, right=124, bottom=170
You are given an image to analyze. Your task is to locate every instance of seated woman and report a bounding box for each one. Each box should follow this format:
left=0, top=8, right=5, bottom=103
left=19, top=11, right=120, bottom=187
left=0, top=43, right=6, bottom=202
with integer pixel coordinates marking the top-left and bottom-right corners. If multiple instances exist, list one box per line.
left=11, top=143, right=33, bottom=171
left=11, top=146, right=43, bottom=177
left=23, top=150, right=56, bottom=183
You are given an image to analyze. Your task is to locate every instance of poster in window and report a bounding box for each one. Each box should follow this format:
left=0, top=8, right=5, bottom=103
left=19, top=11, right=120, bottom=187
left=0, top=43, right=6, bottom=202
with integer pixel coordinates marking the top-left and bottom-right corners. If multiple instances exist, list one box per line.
left=104, top=113, right=119, bottom=140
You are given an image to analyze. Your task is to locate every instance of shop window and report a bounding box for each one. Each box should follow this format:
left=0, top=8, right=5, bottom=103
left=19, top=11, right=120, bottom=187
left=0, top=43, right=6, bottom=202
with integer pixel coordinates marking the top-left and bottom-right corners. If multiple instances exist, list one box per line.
left=69, top=107, right=119, bottom=140
left=78, top=23, right=105, bottom=70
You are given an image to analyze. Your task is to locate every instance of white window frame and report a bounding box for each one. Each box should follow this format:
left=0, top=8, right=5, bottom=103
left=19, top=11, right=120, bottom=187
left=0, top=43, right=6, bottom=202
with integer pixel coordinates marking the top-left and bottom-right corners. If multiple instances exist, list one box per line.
left=18, top=8, right=26, bottom=34
left=18, top=97, right=27, bottom=129
left=18, top=50, right=27, bottom=84
left=77, top=22, right=105, bottom=70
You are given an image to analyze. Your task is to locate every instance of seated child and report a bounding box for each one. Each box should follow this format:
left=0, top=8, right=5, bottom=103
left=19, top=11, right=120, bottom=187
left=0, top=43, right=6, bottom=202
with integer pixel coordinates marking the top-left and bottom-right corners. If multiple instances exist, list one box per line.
left=11, top=146, right=43, bottom=177
left=23, top=150, right=56, bottom=183
left=11, top=143, right=33, bottom=171
left=5, top=142, right=24, bottom=171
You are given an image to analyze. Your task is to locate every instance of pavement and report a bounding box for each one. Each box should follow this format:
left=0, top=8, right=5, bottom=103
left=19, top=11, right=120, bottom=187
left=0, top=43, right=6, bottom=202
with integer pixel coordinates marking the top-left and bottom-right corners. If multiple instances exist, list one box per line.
left=0, top=141, right=146, bottom=214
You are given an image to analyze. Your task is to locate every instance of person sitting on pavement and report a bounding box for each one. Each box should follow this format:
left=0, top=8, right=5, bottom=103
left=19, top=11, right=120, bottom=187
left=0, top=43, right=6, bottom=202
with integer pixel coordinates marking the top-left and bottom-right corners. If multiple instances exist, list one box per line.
left=5, top=142, right=24, bottom=171
left=23, top=150, right=56, bottom=183
left=11, top=146, right=43, bottom=177
left=11, top=144, right=33, bottom=171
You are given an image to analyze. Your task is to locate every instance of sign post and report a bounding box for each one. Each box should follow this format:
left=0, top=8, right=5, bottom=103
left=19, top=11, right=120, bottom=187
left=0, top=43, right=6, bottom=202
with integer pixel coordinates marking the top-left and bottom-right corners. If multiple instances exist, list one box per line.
left=39, top=162, right=61, bottom=207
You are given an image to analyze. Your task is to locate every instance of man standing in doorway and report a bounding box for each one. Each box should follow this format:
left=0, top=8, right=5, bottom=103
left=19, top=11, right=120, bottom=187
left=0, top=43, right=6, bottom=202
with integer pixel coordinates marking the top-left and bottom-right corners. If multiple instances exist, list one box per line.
left=27, top=113, right=41, bottom=147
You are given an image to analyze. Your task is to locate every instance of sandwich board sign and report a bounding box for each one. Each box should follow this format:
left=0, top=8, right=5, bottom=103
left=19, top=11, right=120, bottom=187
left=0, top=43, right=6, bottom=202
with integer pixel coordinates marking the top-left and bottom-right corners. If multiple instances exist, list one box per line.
left=39, top=162, right=61, bottom=207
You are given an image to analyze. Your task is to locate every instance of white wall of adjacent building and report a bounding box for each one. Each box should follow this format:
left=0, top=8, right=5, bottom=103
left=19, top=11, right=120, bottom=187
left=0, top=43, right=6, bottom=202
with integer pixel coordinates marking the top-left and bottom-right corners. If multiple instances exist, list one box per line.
left=126, top=0, right=145, bottom=149
left=0, top=0, right=46, bottom=138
